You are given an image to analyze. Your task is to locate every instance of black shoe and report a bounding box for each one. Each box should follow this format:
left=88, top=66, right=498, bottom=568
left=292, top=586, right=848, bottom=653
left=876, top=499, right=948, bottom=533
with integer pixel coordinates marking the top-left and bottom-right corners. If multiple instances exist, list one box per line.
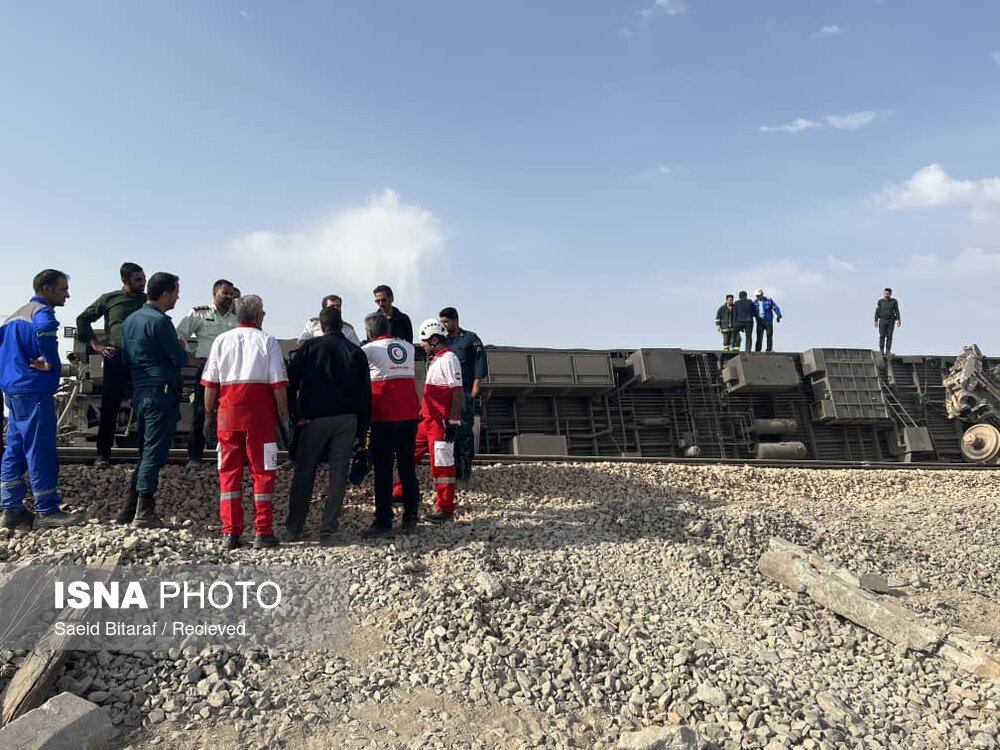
left=318, top=532, right=342, bottom=547
left=391, top=495, right=403, bottom=506
left=360, top=524, right=392, bottom=539
left=401, top=519, right=419, bottom=534
left=254, top=534, right=280, bottom=549
left=426, top=511, right=455, bottom=523
left=2, top=509, right=35, bottom=531
left=33, top=510, right=83, bottom=529
left=94, top=456, right=111, bottom=468
left=132, top=493, right=164, bottom=528
left=115, top=488, right=139, bottom=525
left=224, top=534, right=242, bottom=550
left=185, top=460, right=203, bottom=470
left=279, top=528, right=304, bottom=543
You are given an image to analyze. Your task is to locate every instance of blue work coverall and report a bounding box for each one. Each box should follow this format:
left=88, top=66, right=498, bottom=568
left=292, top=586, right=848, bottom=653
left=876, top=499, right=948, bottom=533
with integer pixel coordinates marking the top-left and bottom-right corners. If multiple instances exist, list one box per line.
left=0, top=297, right=64, bottom=514
left=122, top=305, right=188, bottom=494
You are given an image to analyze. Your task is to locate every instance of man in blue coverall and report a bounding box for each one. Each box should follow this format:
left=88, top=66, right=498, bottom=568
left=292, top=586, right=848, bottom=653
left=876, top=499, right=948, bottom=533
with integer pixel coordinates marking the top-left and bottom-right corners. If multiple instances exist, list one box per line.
left=0, top=269, right=82, bottom=530
left=439, top=307, right=487, bottom=484
left=753, top=288, right=783, bottom=353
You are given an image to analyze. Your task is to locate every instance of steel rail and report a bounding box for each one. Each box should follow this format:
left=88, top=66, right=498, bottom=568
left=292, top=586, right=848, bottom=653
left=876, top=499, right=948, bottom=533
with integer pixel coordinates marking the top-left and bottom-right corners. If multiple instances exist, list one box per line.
left=53, top=447, right=999, bottom=471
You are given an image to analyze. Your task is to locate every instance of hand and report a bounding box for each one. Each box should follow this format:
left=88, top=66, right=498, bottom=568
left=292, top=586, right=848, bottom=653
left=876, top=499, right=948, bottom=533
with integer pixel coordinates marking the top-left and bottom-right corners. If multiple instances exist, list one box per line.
left=897, top=321, right=902, bottom=328
left=444, top=422, right=458, bottom=442
left=278, top=416, right=295, bottom=450
left=203, top=412, right=217, bottom=443
left=715, top=325, right=721, bottom=332
left=874, top=321, right=878, bottom=328
left=776, top=316, right=782, bottom=323
left=93, top=342, right=117, bottom=358
left=28, top=357, right=52, bottom=372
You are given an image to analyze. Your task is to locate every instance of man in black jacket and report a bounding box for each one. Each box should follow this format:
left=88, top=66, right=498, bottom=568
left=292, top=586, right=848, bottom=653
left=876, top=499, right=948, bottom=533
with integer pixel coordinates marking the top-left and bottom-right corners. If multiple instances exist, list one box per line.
left=732, top=291, right=756, bottom=353
left=284, top=306, right=372, bottom=544
left=874, top=288, right=901, bottom=355
left=715, top=294, right=738, bottom=352
left=372, top=284, right=413, bottom=342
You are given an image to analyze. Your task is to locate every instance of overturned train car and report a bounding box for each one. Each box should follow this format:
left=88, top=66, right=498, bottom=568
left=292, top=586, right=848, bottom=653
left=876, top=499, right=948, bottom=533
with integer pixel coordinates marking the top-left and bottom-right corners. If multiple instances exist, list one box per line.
left=475, top=347, right=981, bottom=464
left=56, top=334, right=990, bottom=464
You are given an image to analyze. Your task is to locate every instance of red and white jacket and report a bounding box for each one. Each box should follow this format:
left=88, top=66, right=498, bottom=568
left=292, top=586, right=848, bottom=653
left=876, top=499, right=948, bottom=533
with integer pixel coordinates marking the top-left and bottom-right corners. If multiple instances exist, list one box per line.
left=362, top=336, right=419, bottom=423
left=201, top=324, right=288, bottom=432
left=423, top=347, right=463, bottom=421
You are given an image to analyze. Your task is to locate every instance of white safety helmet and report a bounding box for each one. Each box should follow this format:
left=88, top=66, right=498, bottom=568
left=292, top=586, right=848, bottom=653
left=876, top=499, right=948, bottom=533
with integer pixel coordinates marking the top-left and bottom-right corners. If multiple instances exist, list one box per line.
left=418, top=318, right=448, bottom=342
left=754, top=288, right=764, bottom=297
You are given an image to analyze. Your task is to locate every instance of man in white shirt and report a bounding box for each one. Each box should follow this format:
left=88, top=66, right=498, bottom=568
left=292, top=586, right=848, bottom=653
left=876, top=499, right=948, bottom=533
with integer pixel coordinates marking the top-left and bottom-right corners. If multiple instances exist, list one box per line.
left=297, top=294, right=360, bottom=346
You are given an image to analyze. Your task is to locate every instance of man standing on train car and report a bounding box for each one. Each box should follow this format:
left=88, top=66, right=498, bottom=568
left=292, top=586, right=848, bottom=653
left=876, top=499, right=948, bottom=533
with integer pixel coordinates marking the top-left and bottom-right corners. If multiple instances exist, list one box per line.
left=395, top=319, right=464, bottom=522
left=202, top=295, right=289, bottom=550
left=438, top=307, right=487, bottom=484
left=715, top=295, right=738, bottom=352
left=76, top=262, right=147, bottom=467
left=0, top=269, right=82, bottom=530
left=732, top=291, right=756, bottom=353
left=753, top=288, right=782, bottom=353
left=874, top=288, right=901, bottom=356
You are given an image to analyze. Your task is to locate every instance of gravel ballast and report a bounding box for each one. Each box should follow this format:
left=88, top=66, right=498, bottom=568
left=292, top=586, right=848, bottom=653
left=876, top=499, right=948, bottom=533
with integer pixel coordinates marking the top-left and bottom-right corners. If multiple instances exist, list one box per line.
left=1, top=461, right=998, bottom=749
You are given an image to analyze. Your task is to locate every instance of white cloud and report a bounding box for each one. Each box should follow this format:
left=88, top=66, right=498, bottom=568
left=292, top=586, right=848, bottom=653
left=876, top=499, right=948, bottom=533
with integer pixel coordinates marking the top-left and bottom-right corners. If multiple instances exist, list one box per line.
left=759, top=118, right=820, bottom=134
left=826, top=255, right=856, bottom=272
left=639, top=0, right=686, bottom=21
left=812, top=25, right=843, bottom=38
left=877, top=164, right=1000, bottom=211
left=239, top=9, right=250, bottom=19
left=824, top=111, right=876, bottom=130
left=231, top=189, right=446, bottom=306
left=992, top=50, right=1000, bottom=66
left=759, top=111, right=877, bottom=133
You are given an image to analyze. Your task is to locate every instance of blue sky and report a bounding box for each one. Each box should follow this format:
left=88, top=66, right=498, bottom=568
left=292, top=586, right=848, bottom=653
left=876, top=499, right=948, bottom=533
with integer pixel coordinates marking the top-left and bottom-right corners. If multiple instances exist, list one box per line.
left=2, top=1, right=999, bottom=355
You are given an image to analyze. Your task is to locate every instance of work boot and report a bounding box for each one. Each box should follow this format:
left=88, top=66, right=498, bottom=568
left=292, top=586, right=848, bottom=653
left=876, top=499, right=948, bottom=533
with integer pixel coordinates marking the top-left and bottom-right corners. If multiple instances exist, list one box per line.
left=253, top=534, right=280, bottom=549
left=426, top=511, right=455, bottom=523
left=185, top=459, right=203, bottom=470
left=94, top=456, right=111, bottom=468
left=2, top=509, right=35, bottom=531
left=360, top=523, right=393, bottom=539
left=400, top=518, right=419, bottom=535
left=224, top=534, right=242, bottom=550
left=33, top=510, right=83, bottom=529
left=132, top=493, right=165, bottom=529
left=115, top=487, right=139, bottom=525
left=279, top=527, right=304, bottom=543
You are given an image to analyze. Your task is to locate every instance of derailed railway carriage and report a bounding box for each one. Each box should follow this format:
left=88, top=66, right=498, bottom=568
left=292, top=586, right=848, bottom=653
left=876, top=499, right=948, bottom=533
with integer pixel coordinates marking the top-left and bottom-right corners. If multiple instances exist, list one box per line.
left=54, top=329, right=999, bottom=465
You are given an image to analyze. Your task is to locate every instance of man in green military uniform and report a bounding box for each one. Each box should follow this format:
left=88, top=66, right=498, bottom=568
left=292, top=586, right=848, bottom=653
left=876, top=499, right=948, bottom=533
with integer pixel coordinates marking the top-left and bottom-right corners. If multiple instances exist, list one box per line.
left=874, top=288, right=901, bottom=356
left=715, top=294, right=738, bottom=352
left=175, top=279, right=237, bottom=467
left=76, top=263, right=147, bottom=467
left=439, top=307, right=487, bottom=484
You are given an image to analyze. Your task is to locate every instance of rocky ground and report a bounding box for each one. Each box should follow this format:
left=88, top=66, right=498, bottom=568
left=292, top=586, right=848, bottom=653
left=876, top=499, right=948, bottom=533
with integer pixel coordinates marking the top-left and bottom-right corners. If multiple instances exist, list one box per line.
left=1, top=461, right=999, bottom=749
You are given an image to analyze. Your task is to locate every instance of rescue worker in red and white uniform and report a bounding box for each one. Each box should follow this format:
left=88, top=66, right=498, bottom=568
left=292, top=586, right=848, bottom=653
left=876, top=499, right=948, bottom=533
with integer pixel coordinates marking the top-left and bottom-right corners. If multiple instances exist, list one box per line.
left=394, top=318, right=463, bottom=522
left=201, top=295, right=290, bottom=550
left=361, top=312, right=420, bottom=535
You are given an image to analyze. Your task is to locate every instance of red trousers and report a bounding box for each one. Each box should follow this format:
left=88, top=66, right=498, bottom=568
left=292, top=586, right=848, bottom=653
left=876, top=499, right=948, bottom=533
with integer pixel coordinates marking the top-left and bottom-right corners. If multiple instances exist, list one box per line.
left=217, top=429, right=276, bottom=536
left=394, top=418, right=456, bottom=513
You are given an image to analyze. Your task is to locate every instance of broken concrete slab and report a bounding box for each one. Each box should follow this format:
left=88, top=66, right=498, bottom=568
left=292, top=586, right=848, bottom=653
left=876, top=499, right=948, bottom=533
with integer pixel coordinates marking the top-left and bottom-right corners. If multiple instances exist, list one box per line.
left=618, top=725, right=700, bottom=750
left=0, top=691, right=116, bottom=749
left=759, top=536, right=1000, bottom=681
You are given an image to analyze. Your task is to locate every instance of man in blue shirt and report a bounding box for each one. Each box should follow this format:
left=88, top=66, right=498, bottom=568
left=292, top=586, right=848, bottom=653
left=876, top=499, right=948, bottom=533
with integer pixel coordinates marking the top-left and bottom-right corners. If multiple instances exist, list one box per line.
left=1, top=269, right=82, bottom=530
left=119, top=272, right=190, bottom=528
left=439, top=307, right=488, bottom=483
left=753, top=288, right=783, bottom=353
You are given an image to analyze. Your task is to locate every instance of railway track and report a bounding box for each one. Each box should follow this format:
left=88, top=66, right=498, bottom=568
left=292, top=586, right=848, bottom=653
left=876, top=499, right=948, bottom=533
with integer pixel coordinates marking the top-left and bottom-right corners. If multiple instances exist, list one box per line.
left=54, top=446, right=1000, bottom=471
